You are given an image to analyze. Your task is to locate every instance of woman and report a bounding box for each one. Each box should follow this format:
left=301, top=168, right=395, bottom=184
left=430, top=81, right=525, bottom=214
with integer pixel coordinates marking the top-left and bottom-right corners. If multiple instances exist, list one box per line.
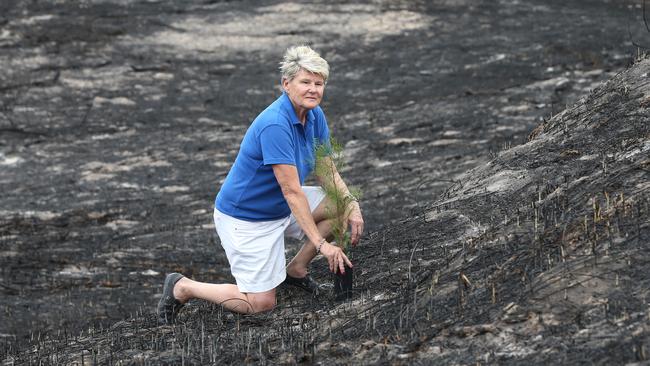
left=158, top=45, right=364, bottom=324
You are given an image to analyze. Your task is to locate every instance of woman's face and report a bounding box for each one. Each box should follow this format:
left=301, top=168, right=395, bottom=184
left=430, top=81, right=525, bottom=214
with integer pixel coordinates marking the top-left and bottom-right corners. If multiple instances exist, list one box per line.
left=282, top=69, right=325, bottom=113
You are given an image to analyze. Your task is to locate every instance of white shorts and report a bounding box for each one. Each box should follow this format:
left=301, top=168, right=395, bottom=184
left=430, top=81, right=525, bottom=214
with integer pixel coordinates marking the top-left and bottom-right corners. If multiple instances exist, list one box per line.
left=213, top=186, right=325, bottom=293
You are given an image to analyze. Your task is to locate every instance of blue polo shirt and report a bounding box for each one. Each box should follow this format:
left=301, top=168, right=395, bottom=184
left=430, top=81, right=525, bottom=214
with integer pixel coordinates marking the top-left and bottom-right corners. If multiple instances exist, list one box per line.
left=215, top=93, right=330, bottom=221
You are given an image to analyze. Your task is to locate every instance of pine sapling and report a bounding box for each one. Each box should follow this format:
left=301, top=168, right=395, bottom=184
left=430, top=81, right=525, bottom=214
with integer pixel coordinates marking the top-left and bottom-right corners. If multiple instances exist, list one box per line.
left=314, top=138, right=360, bottom=300
left=313, top=138, right=361, bottom=253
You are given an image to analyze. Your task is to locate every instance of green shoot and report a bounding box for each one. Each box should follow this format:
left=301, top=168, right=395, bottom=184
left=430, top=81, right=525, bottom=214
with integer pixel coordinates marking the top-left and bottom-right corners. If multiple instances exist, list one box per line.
left=313, top=138, right=361, bottom=253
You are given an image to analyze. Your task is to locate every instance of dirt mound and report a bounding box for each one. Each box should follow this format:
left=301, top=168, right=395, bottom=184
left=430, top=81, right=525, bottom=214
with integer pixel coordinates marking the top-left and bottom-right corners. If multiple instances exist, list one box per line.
left=4, top=55, right=648, bottom=365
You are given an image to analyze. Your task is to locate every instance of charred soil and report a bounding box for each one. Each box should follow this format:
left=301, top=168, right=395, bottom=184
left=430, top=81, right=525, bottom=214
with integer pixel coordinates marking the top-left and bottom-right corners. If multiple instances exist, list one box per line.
left=1, top=0, right=649, bottom=364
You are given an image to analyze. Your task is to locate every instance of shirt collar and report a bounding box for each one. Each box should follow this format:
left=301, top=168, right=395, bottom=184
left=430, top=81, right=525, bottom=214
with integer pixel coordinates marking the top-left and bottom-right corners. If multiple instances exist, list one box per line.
left=281, top=92, right=315, bottom=126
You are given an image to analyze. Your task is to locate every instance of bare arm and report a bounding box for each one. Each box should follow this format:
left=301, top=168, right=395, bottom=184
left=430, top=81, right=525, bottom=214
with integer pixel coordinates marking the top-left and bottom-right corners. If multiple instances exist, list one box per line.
left=272, top=163, right=353, bottom=273
left=272, top=164, right=323, bottom=249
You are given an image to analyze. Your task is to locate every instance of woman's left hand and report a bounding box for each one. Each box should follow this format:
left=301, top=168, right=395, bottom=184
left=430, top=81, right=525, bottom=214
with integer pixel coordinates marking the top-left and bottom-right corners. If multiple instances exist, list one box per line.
left=348, top=202, right=364, bottom=246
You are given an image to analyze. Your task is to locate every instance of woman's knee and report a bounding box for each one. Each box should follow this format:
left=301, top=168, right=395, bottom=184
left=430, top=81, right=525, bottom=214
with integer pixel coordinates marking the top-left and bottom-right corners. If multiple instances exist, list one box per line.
left=250, top=293, right=276, bottom=313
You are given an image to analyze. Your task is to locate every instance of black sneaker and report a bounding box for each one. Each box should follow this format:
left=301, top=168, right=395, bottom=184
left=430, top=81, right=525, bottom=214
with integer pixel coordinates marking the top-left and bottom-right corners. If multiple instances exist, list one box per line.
left=157, top=273, right=185, bottom=325
left=283, top=273, right=320, bottom=295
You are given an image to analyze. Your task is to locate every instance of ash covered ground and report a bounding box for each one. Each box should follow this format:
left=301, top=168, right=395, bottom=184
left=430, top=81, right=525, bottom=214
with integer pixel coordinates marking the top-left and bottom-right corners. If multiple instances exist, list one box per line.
left=1, top=0, right=649, bottom=364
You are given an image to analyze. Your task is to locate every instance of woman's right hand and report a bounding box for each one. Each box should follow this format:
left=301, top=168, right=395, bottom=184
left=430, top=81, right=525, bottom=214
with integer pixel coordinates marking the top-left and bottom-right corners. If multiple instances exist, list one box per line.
left=319, top=241, right=353, bottom=274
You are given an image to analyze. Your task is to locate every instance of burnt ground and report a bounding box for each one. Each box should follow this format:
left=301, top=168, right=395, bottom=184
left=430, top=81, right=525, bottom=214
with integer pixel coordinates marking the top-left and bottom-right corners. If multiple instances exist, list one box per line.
left=0, top=0, right=649, bottom=364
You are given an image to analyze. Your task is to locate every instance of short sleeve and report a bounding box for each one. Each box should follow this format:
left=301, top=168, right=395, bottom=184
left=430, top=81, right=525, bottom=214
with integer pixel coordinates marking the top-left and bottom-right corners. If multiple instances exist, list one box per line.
left=259, top=124, right=296, bottom=166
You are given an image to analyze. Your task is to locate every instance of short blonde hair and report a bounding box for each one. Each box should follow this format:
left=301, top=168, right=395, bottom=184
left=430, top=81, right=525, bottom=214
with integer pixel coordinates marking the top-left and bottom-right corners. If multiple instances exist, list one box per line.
left=279, top=45, right=329, bottom=83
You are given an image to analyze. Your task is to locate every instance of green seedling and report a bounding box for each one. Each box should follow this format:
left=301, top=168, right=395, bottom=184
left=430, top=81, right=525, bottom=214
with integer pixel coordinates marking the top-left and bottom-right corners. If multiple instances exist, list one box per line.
left=313, top=138, right=361, bottom=253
